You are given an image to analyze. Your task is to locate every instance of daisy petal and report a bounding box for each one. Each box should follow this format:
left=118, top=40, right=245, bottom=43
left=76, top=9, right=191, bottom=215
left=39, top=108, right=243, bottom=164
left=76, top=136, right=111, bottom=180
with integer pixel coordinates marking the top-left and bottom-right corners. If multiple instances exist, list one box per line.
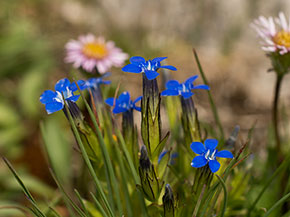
left=191, top=156, right=208, bottom=168
left=133, top=96, right=142, bottom=104
left=190, top=142, right=206, bottom=154
left=67, top=95, right=80, bottom=102
left=209, top=160, right=220, bottom=173
left=119, top=92, right=130, bottom=103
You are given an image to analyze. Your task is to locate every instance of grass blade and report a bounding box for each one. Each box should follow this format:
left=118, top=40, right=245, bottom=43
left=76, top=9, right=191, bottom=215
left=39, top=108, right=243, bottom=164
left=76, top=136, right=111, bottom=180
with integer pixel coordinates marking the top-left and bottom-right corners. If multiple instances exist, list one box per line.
left=49, top=169, right=86, bottom=217
left=192, top=49, right=224, bottom=142
left=247, top=153, right=290, bottom=217
left=75, top=81, right=123, bottom=216
left=63, top=98, right=115, bottom=217
left=74, top=189, right=89, bottom=217
left=262, top=191, right=290, bottom=217
left=216, top=175, right=228, bottom=217
left=2, top=157, right=46, bottom=217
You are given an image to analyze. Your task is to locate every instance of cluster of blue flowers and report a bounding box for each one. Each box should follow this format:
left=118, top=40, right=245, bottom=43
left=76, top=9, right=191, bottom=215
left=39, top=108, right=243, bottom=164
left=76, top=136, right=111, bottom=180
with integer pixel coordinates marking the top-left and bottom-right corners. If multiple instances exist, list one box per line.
left=40, top=55, right=233, bottom=173
left=105, top=92, right=142, bottom=114
left=40, top=75, right=110, bottom=114
left=122, top=56, right=177, bottom=80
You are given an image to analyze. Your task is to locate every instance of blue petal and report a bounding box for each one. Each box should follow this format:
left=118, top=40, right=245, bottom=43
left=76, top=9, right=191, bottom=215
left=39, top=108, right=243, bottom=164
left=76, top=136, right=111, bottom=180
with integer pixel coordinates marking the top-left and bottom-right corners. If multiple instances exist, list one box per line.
left=102, top=80, right=111, bottom=85
left=190, top=142, right=206, bottom=155
left=185, top=75, right=198, bottom=84
left=215, top=150, right=234, bottom=159
left=113, top=106, right=127, bottom=114
left=119, top=92, right=130, bottom=103
left=134, top=106, right=141, bottom=112
left=161, top=89, right=179, bottom=96
left=193, top=84, right=210, bottom=90
left=105, top=97, right=115, bottom=106
left=158, top=150, right=168, bottom=164
left=191, top=156, right=208, bottom=168
left=45, top=102, right=63, bottom=114
left=70, top=80, right=86, bottom=91
left=40, top=90, right=57, bottom=104
left=205, top=139, right=218, bottom=150
left=122, top=64, right=142, bottom=73
left=145, top=70, right=159, bottom=80
left=133, top=96, right=142, bottom=104
left=67, top=95, right=80, bottom=102
left=181, top=92, right=193, bottom=99
left=130, top=56, right=145, bottom=64
left=159, top=65, right=177, bottom=71
left=152, top=57, right=167, bottom=62
left=102, top=72, right=111, bottom=78
left=55, top=78, right=70, bottom=92
left=209, top=160, right=220, bottom=173
left=165, top=80, right=179, bottom=89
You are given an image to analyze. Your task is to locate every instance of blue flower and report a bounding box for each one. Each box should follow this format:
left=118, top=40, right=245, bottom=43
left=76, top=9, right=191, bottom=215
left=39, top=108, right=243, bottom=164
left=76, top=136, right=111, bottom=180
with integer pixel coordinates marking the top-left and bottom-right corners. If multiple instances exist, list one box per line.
left=105, top=91, right=142, bottom=114
left=122, top=56, right=177, bottom=80
left=40, top=78, right=80, bottom=114
left=190, top=139, right=234, bottom=173
left=71, top=73, right=111, bottom=91
left=161, top=75, right=209, bottom=99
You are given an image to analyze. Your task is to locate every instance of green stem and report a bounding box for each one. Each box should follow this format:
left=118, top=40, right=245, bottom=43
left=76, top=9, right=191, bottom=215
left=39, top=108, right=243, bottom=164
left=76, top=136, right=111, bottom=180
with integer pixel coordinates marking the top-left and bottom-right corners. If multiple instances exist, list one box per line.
left=247, top=152, right=290, bottom=217
left=262, top=191, right=290, bottom=217
left=193, top=49, right=225, bottom=142
left=272, top=74, right=283, bottom=161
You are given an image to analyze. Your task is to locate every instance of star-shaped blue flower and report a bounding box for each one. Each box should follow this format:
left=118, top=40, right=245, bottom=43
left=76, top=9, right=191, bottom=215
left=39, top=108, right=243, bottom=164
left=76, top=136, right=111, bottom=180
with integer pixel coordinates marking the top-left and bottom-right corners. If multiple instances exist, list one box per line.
left=161, top=75, right=210, bottom=99
left=40, top=78, right=80, bottom=114
left=70, top=73, right=111, bottom=91
left=105, top=92, right=142, bottom=114
left=190, top=139, right=234, bottom=173
left=122, top=56, right=177, bottom=80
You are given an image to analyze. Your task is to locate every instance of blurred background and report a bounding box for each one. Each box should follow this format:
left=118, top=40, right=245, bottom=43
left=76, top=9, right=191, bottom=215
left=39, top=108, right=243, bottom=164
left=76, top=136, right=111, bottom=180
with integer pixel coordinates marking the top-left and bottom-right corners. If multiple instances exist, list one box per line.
left=0, top=0, right=290, bottom=216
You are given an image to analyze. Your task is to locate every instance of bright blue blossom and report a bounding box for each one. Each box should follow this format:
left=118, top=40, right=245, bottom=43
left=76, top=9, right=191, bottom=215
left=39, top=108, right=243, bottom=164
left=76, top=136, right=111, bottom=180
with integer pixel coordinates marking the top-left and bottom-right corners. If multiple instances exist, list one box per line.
left=105, top=92, right=142, bottom=114
left=122, top=56, right=177, bottom=80
left=161, top=75, right=209, bottom=99
left=190, top=139, right=233, bottom=173
left=71, top=73, right=111, bottom=91
left=40, top=78, right=80, bottom=114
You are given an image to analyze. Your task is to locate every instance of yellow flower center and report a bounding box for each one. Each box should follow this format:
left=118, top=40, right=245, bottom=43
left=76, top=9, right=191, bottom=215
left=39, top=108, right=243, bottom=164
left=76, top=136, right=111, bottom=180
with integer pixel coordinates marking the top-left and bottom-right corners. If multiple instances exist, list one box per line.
left=273, top=30, right=290, bottom=48
left=82, top=42, right=108, bottom=59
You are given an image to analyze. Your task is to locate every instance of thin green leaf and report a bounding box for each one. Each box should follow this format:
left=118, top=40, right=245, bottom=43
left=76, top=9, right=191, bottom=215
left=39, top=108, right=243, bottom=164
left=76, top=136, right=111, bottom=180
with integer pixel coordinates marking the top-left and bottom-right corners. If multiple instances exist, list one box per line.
left=75, top=80, right=123, bottom=216
left=49, top=169, right=86, bottom=217
left=192, top=49, right=224, bottom=142
left=63, top=99, right=115, bottom=217
left=74, top=189, right=89, bottom=217
left=262, top=191, right=290, bottom=217
left=2, top=157, right=46, bottom=217
left=216, top=175, right=228, bottom=217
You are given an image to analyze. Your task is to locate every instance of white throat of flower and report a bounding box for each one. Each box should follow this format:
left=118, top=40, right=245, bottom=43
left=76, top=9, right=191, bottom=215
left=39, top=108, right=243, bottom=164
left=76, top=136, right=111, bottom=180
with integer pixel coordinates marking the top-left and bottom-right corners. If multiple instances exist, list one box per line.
left=205, top=149, right=216, bottom=161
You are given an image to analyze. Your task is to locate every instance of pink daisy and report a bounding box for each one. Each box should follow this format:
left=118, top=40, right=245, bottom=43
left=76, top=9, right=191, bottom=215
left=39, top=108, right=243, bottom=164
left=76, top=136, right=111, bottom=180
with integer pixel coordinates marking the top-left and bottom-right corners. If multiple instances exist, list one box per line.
left=251, top=12, right=290, bottom=55
left=65, top=34, right=129, bottom=74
